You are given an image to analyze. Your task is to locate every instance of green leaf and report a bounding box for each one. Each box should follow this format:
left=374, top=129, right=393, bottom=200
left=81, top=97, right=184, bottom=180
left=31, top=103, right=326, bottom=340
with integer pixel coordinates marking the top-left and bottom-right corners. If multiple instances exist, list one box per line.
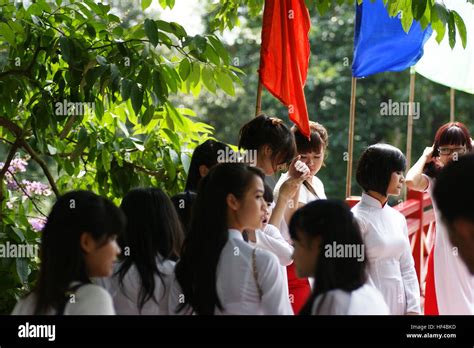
left=144, top=19, right=159, bottom=47
left=102, top=147, right=111, bottom=171
left=0, top=22, right=15, bottom=46
left=179, top=58, right=191, bottom=80
left=216, top=70, right=235, bottom=96
left=447, top=11, right=456, bottom=49
left=96, top=55, right=108, bottom=66
left=431, top=3, right=448, bottom=43
left=156, top=20, right=174, bottom=33
left=47, top=144, right=57, bottom=155
left=121, top=79, right=133, bottom=101
left=412, top=0, right=427, bottom=21
left=142, top=106, right=155, bottom=126
left=208, top=35, right=231, bottom=64
left=131, top=83, right=144, bottom=115
left=202, top=66, right=216, bottom=93
left=142, top=0, right=152, bottom=11
left=188, top=62, right=201, bottom=88
left=95, top=99, right=104, bottom=120
left=16, top=258, right=29, bottom=284
left=204, top=44, right=220, bottom=65
left=452, top=10, right=467, bottom=49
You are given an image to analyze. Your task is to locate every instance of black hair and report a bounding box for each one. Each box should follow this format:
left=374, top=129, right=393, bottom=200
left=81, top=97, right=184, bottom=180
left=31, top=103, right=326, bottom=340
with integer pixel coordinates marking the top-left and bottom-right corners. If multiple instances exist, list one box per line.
left=263, top=182, right=274, bottom=203
left=356, top=143, right=406, bottom=196
left=33, top=190, right=126, bottom=315
left=170, top=191, right=197, bottom=237
left=185, top=139, right=231, bottom=192
left=175, top=163, right=265, bottom=314
left=117, top=188, right=184, bottom=312
left=238, top=114, right=296, bottom=168
left=433, top=153, right=474, bottom=225
left=289, top=199, right=367, bottom=315
left=424, top=122, right=472, bottom=178
left=292, top=121, right=329, bottom=156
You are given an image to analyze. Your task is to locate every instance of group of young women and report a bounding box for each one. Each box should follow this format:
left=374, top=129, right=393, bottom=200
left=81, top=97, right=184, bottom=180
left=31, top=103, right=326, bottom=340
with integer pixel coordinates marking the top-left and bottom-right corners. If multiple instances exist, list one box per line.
left=11, top=115, right=474, bottom=315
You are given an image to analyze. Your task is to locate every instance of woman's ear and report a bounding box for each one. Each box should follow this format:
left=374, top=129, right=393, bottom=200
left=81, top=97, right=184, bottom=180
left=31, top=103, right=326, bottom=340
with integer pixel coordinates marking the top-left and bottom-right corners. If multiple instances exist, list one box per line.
left=226, top=193, right=240, bottom=211
left=262, top=144, right=273, bottom=158
left=80, top=232, right=96, bottom=254
left=310, top=235, right=322, bottom=253
left=198, top=164, right=210, bottom=178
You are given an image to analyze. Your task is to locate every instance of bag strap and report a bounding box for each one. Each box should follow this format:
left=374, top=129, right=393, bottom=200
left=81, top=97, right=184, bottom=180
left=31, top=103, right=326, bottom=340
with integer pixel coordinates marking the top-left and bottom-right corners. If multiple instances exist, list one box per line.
left=252, top=248, right=263, bottom=300
left=56, top=283, right=85, bottom=315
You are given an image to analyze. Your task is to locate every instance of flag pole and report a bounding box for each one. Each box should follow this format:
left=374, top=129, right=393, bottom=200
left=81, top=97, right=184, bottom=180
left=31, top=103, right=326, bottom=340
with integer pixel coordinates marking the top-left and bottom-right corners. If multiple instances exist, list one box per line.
left=450, top=88, right=455, bottom=122
left=346, top=76, right=357, bottom=198
left=255, top=77, right=263, bottom=116
left=405, top=67, right=416, bottom=201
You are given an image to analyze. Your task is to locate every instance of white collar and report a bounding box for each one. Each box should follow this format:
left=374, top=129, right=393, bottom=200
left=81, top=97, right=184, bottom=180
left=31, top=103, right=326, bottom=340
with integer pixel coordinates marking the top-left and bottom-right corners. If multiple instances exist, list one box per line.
left=360, top=192, right=387, bottom=209
left=228, top=229, right=244, bottom=240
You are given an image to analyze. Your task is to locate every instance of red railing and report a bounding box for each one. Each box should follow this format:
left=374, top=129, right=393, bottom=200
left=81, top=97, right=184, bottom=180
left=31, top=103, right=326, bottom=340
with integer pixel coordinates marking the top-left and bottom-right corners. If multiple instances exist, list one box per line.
left=346, top=190, right=436, bottom=297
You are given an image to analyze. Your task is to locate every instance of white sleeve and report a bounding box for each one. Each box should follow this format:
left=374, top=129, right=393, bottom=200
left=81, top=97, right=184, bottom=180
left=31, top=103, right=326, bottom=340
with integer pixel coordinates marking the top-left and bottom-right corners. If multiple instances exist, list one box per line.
left=69, top=284, right=116, bottom=315
left=399, top=221, right=421, bottom=314
left=253, top=225, right=293, bottom=266
left=421, top=174, right=432, bottom=192
left=255, top=249, right=294, bottom=315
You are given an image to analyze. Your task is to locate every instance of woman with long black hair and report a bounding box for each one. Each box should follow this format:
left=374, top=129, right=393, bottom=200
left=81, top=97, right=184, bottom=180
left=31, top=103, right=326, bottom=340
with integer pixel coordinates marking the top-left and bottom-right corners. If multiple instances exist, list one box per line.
left=289, top=199, right=388, bottom=315
left=98, top=188, right=184, bottom=314
left=169, top=163, right=293, bottom=315
left=12, top=191, right=125, bottom=315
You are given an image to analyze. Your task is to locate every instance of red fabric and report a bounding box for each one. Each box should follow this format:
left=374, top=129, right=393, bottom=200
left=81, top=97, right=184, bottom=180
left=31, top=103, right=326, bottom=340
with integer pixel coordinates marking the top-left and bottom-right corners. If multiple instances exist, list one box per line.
left=259, top=0, right=311, bottom=138
left=287, top=263, right=311, bottom=314
left=424, top=244, right=439, bottom=315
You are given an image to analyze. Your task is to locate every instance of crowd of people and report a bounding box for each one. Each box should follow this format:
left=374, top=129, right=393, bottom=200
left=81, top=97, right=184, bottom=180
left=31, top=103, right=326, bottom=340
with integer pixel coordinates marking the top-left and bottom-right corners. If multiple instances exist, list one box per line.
left=11, top=115, right=474, bottom=315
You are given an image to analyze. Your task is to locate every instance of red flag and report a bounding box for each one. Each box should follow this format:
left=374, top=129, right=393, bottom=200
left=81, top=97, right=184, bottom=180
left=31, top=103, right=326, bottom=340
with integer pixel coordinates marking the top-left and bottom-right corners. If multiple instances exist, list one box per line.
left=259, top=0, right=311, bottom=138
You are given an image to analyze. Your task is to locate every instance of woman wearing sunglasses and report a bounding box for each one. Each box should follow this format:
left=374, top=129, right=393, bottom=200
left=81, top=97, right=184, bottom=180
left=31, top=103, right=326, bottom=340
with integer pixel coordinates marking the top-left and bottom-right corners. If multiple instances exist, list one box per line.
left=406, top=122, right=474, bottom=315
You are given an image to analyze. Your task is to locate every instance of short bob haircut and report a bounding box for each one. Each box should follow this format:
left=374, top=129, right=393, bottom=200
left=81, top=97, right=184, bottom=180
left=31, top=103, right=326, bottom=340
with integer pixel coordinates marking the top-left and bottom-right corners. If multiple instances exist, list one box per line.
left=356, top=143, right=406, bottom=196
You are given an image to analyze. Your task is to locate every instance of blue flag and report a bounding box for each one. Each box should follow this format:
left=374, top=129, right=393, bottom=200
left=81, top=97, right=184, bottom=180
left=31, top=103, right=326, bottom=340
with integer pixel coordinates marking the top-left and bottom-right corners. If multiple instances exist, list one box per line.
left=352, top=0, right=433, bottom=78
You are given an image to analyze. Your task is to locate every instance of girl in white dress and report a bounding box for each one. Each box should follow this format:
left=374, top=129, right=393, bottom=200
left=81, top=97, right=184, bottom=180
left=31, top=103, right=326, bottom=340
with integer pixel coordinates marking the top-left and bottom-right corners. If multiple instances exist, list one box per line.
left=406, top=122, right=474, bottom=315
left=273, top=121, right=329, bottom=314
left=352, top=144, right=421, bottom=315
left=289, top=199, right=389, bottom=315
left=97, top=188, right=184, bottom=315
left=168, top=163, right=293, bottom=315
left=12, top=191, right=124, bottom=315
left=245, top=183, right=294, bottom=267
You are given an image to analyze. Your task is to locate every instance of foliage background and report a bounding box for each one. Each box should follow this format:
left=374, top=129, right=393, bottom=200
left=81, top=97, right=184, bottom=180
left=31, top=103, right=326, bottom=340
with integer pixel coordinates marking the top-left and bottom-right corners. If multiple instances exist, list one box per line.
left=0, top=0, right=472, bottom=313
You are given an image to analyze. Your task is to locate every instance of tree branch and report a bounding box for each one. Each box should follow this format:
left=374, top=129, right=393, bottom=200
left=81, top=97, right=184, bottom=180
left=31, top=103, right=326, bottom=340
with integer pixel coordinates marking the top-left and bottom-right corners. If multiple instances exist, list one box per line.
left=0, top=140, right=21, bottom=218
left=7, top=171, right=49, bottom=218
left=0, top=117, right=23, bottom=137
left=21, top=140, right=60, bottom=197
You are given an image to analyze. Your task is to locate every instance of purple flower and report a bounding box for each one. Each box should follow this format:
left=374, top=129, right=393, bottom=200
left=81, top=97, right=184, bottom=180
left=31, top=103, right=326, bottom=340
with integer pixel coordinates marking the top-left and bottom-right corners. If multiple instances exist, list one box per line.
left=10, top=158, right=28, bottom=173
left=6, top=178, right=18, bottom=190
left=28, top=217, right=46, bottom=232
left=22, top=180, right=52, bottom=197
